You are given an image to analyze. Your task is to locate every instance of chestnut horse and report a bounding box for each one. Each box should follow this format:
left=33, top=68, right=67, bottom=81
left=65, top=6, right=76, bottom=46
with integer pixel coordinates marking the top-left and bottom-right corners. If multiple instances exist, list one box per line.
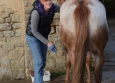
left=60, top=0, right=108, bottom=83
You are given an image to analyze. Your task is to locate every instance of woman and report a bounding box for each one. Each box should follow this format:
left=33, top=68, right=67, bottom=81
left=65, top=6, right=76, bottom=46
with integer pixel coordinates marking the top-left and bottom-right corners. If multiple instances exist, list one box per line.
left=25, top=0, right=60, bottom=83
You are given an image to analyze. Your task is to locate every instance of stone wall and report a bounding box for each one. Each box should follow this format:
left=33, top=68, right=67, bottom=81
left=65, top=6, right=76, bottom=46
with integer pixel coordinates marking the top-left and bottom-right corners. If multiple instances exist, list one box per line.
left=0, top=0, right=66, bottom=80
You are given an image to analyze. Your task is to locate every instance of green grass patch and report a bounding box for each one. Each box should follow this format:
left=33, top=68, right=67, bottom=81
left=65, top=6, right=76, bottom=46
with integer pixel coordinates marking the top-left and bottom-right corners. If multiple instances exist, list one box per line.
left=56, top=71, right=66, bottom=77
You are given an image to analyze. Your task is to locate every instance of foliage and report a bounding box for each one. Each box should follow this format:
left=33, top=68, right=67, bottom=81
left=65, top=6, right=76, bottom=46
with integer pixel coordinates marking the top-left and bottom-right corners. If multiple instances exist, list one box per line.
left=56, top=71, right=65, bottom=77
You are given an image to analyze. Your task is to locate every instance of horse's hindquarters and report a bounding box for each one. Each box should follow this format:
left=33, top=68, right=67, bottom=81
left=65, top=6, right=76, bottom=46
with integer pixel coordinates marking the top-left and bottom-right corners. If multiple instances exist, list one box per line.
left=88, top=0, right=109, bottom=50
left=60, top=1, right=78, bottom=36
left=88, top=0, right=108, bottom=37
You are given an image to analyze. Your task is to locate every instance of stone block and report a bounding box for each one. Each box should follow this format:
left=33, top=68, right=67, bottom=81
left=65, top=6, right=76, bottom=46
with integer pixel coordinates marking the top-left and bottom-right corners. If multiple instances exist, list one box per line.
left=2, top=13, right=10, bottom=18
left=0, top=38, right=6, bottom=42
left=25, top=60, right=33, bottom=69
left=48, top=34, right=60, bottom=41
left=54, top=13, right=60, bottom=20
left=17, top=48, right=24, bottom=61
left=46, top=58, right=56, bottom=69
left=25, top=47, right=32, bottom=59
left=6, top=37, right=12, bottom=42
left=11, top=60, right=20, bottom=70
left=15, top=30, right=21, bottom=37
left=0, top=8, right=5, bottom=13
left=1, top=57, right=11, bottom=67
left=49, top=27, right=56, bottom=34
left=4, top=31, right=15, bottom=37
left=23, top=0, right=31, bottom=7
left=53, top=0, right=59, bottom=4
left=0, top=23, right=12, bottom=31
left=24, top=7, right=32, bottom=14
left=54, top=40, right=63, bottom=50
left=11, top=15, right=21, bottom=23
left=25, top=14, right=30, bottom=21
left=0, top=18, right=5, bottom=23
left=0, top=67, right=12, bottom=80
left=52, top=20, right=59, bottom=26
left=13, top=68, right=25, bottom=79
left=8, top=47, right=24, bottom=60
left=6, top=36, right=21, bottom=43
left=56, top=50, right=66, bottom=57
left=2, top=44, right=14, bottom=51
left=47, top=51, right=57, bottom=59
left=12, top=23, right=21, bottom=29
left=12, top=37, right=21, bottom=42
left=20, top=56, right=25, bottom=68
left=56, top=26, right=59, bottom=34
left=7, top=8, right=14, bottom=14
left=56, top=58, right=66, bottom=68
left=15, top=43, right=23, bottom=47
left=5, top=18, right=11, bottom=23
left=25, top=21, right=28, bottom=26
left=0, top=45, right=2, bottom=48
left=0, top=49, right=7, bottom=58
left=0, top=32, right=4, bottom=37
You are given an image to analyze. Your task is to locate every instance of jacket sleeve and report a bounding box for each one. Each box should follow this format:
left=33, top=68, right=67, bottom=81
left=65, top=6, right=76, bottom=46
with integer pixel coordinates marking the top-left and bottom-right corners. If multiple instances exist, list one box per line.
left=54, top=4, right=60, bottom=13
left=31, top=10, right=48, bottom=45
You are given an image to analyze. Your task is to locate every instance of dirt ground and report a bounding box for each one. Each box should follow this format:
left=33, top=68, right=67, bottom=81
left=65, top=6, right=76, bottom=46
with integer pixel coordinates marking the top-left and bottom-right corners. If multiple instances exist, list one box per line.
left=0, top=17, right=115, bottom=83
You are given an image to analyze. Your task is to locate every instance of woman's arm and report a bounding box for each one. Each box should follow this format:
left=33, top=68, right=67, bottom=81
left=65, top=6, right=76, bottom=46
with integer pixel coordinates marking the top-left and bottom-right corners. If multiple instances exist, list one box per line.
left=54, top=4, right=60, bottom=13
left=31, top=10, right=48, bottom=44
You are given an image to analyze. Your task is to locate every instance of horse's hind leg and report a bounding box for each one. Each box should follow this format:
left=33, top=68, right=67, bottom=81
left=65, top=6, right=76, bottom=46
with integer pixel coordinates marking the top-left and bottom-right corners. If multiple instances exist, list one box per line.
left=93, top=51, right=104, bottom=83
left=86, top=51, right=92, bottom=83
left=65, top=53, right=71, bottom=83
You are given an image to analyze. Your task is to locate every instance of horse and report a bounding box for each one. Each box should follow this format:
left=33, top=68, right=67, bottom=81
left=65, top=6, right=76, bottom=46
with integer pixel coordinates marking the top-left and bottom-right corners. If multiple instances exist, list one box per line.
left=59, top=0, right=109, bottom=83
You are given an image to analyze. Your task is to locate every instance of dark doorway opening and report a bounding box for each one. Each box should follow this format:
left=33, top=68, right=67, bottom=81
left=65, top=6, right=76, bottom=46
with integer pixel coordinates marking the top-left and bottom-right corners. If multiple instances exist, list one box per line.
left=104, top=0, right=115, bottom=17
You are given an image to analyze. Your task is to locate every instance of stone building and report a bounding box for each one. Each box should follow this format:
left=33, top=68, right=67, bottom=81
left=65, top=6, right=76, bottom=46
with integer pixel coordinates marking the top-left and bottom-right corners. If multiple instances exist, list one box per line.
left=0, top=0, right=65, bottom=80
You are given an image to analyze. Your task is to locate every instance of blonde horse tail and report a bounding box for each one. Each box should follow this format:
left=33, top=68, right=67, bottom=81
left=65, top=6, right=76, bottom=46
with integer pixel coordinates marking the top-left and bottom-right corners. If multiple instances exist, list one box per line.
left=73, top=1, right=90, bottom=83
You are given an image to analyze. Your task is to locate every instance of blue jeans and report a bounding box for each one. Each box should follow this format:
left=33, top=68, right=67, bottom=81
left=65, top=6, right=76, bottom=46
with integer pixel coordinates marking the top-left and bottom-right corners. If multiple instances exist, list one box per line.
left=26, top=35, right=47, bottom=83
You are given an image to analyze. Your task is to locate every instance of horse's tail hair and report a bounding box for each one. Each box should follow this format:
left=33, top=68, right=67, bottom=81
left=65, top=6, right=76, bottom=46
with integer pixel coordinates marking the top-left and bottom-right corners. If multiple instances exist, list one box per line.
left=72, top=1, right=90, bottom=83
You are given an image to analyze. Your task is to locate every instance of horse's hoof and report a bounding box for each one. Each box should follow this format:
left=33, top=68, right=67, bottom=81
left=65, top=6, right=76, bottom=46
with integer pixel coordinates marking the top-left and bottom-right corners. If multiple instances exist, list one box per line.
left=87, top=79, right=92, bottom=83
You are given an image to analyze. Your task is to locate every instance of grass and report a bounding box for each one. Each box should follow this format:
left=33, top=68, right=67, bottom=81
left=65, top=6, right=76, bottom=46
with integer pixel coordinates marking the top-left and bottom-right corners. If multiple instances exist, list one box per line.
left=56, top=71, right=66, bottom=77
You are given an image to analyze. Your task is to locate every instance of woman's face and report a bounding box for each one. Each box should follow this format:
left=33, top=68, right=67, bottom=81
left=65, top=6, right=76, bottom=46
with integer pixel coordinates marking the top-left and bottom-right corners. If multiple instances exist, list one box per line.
left=41, top=0, right=52, bottom=11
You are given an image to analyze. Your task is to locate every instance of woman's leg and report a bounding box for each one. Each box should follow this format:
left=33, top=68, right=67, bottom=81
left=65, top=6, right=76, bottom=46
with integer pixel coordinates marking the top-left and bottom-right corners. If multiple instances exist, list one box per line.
left=26, top=35, right=45, bottom=83
left=41, top=38, right=48, bottom=69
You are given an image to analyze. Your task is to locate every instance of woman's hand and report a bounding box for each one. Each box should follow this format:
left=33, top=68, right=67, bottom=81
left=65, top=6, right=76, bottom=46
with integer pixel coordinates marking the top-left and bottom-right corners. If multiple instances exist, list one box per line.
left=47, top=41, right=53, bottom=47
left=47, top=41, right=57, bottom=52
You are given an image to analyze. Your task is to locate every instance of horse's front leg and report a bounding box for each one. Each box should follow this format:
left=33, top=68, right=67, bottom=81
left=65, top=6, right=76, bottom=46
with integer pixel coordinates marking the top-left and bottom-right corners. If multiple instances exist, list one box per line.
left=65, top=53, right=70, bottom=83
left=86, top=51, right=92, bottom=83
